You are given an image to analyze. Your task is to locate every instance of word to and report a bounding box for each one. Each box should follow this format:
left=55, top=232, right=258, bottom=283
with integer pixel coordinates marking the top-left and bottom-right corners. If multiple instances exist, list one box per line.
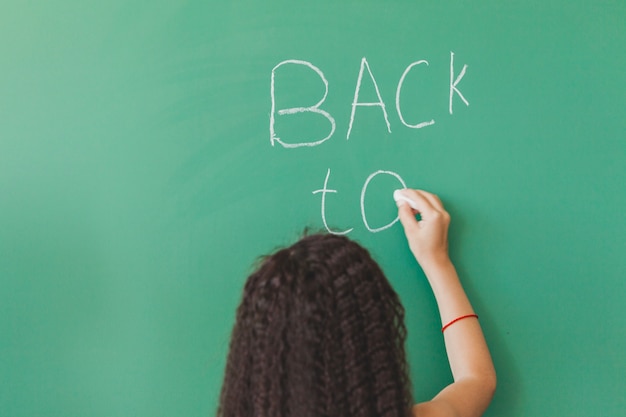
left=270, top=52, right=469, bottom=148
left=312, top=168, right=407, bottom=235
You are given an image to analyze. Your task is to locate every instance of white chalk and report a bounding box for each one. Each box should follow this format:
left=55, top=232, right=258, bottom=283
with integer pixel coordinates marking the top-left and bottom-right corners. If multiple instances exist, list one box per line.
left=393, top=189, right=419, bottom=210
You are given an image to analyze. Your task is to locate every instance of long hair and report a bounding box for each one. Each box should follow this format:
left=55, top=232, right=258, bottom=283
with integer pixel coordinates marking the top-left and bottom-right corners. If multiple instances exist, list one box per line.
left=217, top=233, right=413, bottom=417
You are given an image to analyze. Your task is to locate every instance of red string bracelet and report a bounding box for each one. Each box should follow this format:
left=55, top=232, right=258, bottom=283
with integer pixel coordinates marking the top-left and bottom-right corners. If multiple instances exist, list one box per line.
left=441, top=314, right=479, bottom=333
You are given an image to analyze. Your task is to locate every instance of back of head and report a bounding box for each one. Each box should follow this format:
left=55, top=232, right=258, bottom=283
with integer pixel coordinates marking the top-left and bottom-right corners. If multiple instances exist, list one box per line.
left=218, top=233, right=412, bottom=417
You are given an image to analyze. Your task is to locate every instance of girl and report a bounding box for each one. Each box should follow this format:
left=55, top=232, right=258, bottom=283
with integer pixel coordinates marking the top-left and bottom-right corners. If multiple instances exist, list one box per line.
left=217, top=189, right=496, bottom=417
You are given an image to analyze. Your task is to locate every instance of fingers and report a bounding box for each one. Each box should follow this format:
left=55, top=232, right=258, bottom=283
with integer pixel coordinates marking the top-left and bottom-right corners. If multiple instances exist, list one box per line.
left=418, top=190, right=446, bottom=212
left=395, top=188, right=451, bottom=265
left=396, top=188, right=450, bottom=230
left=396, top=189, right=447, bottom=217
left=395, top=189, right=435, bottom=214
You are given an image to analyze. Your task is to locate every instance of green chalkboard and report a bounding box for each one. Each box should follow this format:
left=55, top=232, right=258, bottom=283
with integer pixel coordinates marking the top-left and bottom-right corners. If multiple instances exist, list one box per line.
left=1, top=1, right=625, bottom=416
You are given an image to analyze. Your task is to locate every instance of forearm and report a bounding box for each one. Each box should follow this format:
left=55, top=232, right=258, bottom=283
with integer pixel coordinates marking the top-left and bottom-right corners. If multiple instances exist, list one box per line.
left=422, top=259, right=474, bottom=326
left=421, top=259, right=496, bottom=387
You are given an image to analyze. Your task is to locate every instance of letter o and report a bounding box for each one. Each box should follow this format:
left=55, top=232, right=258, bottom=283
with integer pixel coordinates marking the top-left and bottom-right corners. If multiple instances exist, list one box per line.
left=360, top=170, right=408, bottom=233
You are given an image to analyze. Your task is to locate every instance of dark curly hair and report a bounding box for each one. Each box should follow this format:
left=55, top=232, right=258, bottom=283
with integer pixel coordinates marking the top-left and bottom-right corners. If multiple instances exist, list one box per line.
left=217, top=233, right=413, bottom=417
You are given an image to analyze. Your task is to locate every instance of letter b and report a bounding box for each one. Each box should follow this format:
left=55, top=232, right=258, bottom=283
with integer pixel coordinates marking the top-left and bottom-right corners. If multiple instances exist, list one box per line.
left=270, top=60, right=336, bottom=148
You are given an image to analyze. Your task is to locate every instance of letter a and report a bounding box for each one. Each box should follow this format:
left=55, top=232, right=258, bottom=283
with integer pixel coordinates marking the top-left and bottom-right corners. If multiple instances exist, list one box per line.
left=270, top=60, right=336, bottom=148
left=347, top=58, right=391, bottom=139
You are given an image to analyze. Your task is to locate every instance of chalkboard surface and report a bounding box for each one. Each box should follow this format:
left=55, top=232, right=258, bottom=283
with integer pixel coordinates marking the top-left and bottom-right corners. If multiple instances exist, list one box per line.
left=1, top=1, right=625, bottom=416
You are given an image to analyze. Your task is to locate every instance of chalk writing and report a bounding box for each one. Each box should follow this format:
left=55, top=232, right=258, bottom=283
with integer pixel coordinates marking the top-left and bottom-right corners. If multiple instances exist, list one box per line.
left=396, top=60, right=435, bottom=129
left=449, top=51, right=469, bottom=114
left=361, top=170, right=408, bottom=233
left=271, top=52, right=470, bottom=233
left=270, top=52, right=469, bottom=147
left=270, top=60, right=336, bottom=148
left=313, top=169, right=407, bottom=235
left=347, top=57, right=392, bottom=139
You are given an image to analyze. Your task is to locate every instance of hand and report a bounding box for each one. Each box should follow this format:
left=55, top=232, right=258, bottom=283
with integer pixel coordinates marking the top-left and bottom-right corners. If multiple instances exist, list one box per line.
left=396, top=189, right=451, bottom=268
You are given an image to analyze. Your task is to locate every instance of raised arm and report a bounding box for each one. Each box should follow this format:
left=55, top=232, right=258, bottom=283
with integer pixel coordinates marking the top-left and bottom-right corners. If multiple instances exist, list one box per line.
left=395, top=189, right=496, bottom=417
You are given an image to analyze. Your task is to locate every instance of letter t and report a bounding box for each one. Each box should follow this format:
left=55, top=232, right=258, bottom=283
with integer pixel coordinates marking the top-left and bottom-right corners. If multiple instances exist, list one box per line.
left=312, top=169, right=353, bottom=235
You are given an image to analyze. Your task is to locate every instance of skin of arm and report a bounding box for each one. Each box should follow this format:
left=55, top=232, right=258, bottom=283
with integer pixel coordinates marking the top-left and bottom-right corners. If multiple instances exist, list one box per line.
left=396, top=189, right=496, bottom=417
